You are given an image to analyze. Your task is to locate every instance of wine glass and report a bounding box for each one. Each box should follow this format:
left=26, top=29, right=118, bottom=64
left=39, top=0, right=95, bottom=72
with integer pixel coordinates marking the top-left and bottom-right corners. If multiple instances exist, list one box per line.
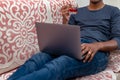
left=69, top=0, right=79, bottom=15
left=61, top=0, right=79, bottom=23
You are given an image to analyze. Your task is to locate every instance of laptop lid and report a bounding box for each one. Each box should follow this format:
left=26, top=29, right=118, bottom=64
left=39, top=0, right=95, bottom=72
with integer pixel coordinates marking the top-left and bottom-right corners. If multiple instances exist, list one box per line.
left=35, top=22, right=81, bottom=60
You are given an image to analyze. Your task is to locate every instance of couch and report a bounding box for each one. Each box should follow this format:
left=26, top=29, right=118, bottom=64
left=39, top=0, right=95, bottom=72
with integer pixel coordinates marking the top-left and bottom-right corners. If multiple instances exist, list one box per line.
left=0, top=0, right=120, bottom=80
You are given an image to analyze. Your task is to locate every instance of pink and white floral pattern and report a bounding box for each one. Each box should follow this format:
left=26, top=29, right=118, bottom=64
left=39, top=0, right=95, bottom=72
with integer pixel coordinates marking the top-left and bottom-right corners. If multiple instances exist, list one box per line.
left=0, top=0, right=48, bottom=74
left=0, top=0, right=120, bottom=80
left=75, top=69, right=116, bottom=80
left=0, top=69, right=117, bottom=80
left=0, top=70, right=16, bottom=80
left=48, top=0, right=76, bottom=24
left=0, top=0, right=75, bottom=75
left=108, top=50, right=120, bottom=72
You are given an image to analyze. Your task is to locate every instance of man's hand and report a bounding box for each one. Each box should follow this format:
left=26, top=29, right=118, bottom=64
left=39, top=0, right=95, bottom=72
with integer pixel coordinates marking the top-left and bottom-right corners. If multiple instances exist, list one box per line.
left=81, top=40, right=118, bottom=63
left=61, top=4, right=72, bottom=24
left=81, top=43, right=101, bottom=62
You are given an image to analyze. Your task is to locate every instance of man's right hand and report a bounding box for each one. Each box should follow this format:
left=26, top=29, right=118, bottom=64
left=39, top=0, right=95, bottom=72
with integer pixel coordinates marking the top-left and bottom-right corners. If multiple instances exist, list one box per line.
left=61, top=5, right=72, bottom=24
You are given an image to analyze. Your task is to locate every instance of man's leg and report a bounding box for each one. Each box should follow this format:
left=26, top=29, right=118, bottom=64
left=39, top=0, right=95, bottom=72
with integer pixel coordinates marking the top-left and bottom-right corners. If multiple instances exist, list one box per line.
left=7, top=52, right=53, bottom=80
left=15, top=51, right=108, bottom=80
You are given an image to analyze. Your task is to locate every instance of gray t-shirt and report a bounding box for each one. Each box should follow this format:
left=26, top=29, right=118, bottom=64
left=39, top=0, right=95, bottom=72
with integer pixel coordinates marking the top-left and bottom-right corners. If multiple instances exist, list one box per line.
left=68, top=5, right=120, bottom=49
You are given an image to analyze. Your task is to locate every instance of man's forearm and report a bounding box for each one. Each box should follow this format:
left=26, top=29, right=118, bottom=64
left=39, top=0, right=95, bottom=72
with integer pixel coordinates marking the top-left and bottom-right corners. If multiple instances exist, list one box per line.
left=62, top=16, right=68, bottom=24
left=63, top=18, right=68, bottom=24
left=97, top=40, right=118, bottom=52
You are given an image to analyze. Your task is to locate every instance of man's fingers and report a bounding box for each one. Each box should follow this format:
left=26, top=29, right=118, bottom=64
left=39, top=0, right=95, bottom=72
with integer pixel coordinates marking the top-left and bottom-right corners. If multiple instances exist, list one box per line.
left=61, top=8, right=69, bottom=18
left=61, top=5, right=71, bottom=12
left=81, top=43, right=86, bottom=47
left=81, top=44, right=86, bottom=51
left=82, top=48, right=88, bottom=55
left=81, top=43, right=88, bottom=51
left=81, top=46, right=90, bottom=55
left=83, top=50, right=91, bottom=62
left=62, top=11, right=69, bottom=15
left=61, top=5, right=68, bottom=10
left=88, top=52, right=95, bottom=62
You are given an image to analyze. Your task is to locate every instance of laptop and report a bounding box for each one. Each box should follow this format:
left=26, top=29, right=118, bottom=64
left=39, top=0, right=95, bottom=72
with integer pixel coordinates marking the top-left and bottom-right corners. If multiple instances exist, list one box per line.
left=35, top=22, right=82, bottom=60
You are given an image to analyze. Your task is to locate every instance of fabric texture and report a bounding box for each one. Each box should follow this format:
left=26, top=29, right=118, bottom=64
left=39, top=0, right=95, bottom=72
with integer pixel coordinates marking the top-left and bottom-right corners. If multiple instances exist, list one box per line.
left=0, top=69, right=117, bottom=80
left=68, top=5, right=120, bottom=49
left=0, top=0, right=120, bottom=80
left=75, top=69, right=116, bottom=80
left=108, top=50, right=120, bottom=72
left=68, top=4, right=120, bottom=73
left=7, top=39, right=108, bottom=80
left=0, top=0, right=75, bottom=74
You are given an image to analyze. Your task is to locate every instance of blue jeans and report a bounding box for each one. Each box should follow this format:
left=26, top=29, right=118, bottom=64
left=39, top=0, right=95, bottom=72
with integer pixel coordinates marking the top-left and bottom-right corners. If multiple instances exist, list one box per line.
left=7, top=39, right=109, bottom=80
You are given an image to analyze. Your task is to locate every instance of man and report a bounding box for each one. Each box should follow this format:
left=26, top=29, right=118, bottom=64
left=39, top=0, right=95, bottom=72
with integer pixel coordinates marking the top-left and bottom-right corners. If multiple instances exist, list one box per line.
left=8, top=0, right=120, bottom=80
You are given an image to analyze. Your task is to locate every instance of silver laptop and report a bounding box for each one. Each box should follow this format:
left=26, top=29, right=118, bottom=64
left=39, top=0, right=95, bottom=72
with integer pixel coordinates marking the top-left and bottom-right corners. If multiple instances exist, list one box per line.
left=35, top=22, right=82, bottom=60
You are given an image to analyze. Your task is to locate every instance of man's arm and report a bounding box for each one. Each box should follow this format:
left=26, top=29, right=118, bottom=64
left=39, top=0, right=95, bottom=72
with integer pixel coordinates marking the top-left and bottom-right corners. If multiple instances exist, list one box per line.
left=97, top=40, right=118, bottom=51
left=82, top=7, right=120, bottom=62
left=61, top=5, right=72, bottom=24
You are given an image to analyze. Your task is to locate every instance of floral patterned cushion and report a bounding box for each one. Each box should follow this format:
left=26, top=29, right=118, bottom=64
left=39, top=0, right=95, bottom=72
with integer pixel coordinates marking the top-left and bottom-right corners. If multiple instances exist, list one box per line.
left=0, top=69, right=117, bottom=80
left=0, top=0, right=120, bottom=80
left=75, top=69, right=116, bottom=80
left=0, top=70, right=16, bottom=80
left=108, top=50, right=120, bottom=72
left=0, top=0, right=75, bottom=74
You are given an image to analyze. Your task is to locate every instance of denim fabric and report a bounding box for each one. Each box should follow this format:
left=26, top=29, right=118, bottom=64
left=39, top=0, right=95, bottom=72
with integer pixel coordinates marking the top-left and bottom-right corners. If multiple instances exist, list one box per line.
left=7, top=39, right=108, bottom=80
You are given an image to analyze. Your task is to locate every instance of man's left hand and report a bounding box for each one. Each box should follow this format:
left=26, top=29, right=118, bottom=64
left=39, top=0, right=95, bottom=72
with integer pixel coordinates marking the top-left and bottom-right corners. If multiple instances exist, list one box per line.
left=81, top=43, right=101, bottom=62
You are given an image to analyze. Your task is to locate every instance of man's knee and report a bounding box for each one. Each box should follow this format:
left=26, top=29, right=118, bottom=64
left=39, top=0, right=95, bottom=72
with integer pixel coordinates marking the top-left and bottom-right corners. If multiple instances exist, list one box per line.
left=29, top=52, right=51, bottom=62
left=44, top=55, right=73, bottom=72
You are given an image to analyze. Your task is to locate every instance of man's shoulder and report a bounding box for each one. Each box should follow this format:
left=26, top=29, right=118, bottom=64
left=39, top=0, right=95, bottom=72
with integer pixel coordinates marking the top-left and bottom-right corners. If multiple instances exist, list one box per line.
left=105, top=4, right=120, bottom=11
left=105, top=5, right=120, bottom=18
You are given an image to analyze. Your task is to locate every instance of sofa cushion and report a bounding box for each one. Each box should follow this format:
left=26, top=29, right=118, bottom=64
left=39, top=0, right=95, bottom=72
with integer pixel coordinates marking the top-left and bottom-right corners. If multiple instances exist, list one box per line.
left=75, top=69, right=116, bottom=80
left=0, top=0, right=41, bottom=74
left=108, top=50, right=120, bottom=72
left=0, top=70, right=16, bottom=80
left=1, top=0, right=120, bottom=78
left=0, top=69, right=117, bottom=80
left=0, top=0, right=75, bottom=75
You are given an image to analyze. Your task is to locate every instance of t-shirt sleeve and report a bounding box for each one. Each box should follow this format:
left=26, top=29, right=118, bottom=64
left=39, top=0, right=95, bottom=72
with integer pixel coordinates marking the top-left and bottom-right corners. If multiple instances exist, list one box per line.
left=110, top=7, right=120, bottom=49
left=68, top=14, right=77, bottom=25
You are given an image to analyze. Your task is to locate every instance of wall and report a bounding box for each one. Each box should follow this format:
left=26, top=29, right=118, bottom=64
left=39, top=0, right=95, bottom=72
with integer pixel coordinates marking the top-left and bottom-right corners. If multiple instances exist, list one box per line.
left=76, top=0, right=120, bottom=8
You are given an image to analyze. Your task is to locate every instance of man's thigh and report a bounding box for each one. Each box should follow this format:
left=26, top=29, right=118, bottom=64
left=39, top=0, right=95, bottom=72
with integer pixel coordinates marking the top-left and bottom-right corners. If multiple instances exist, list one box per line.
left=45, top=51, right=108, bottom=79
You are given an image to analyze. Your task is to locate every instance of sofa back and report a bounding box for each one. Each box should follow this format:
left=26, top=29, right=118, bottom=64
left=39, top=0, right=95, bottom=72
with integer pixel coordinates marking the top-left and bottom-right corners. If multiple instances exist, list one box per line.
left=0, top=0, right=76, bottom=74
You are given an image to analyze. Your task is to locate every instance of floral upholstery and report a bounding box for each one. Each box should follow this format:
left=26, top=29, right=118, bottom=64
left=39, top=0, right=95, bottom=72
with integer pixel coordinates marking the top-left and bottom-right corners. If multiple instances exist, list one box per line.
left=76, top=69, right=116, bottom=80
left=0, top=0, right=120, bottom=80
left=0, top=0, right=41, bottom=74
left=0, top=70, right=16, bottom=80
left=0, top=0, right=75, bottom=75
left=108, top=50, right=120, bottom=72
left=0, top=68, right=117, bottom=80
